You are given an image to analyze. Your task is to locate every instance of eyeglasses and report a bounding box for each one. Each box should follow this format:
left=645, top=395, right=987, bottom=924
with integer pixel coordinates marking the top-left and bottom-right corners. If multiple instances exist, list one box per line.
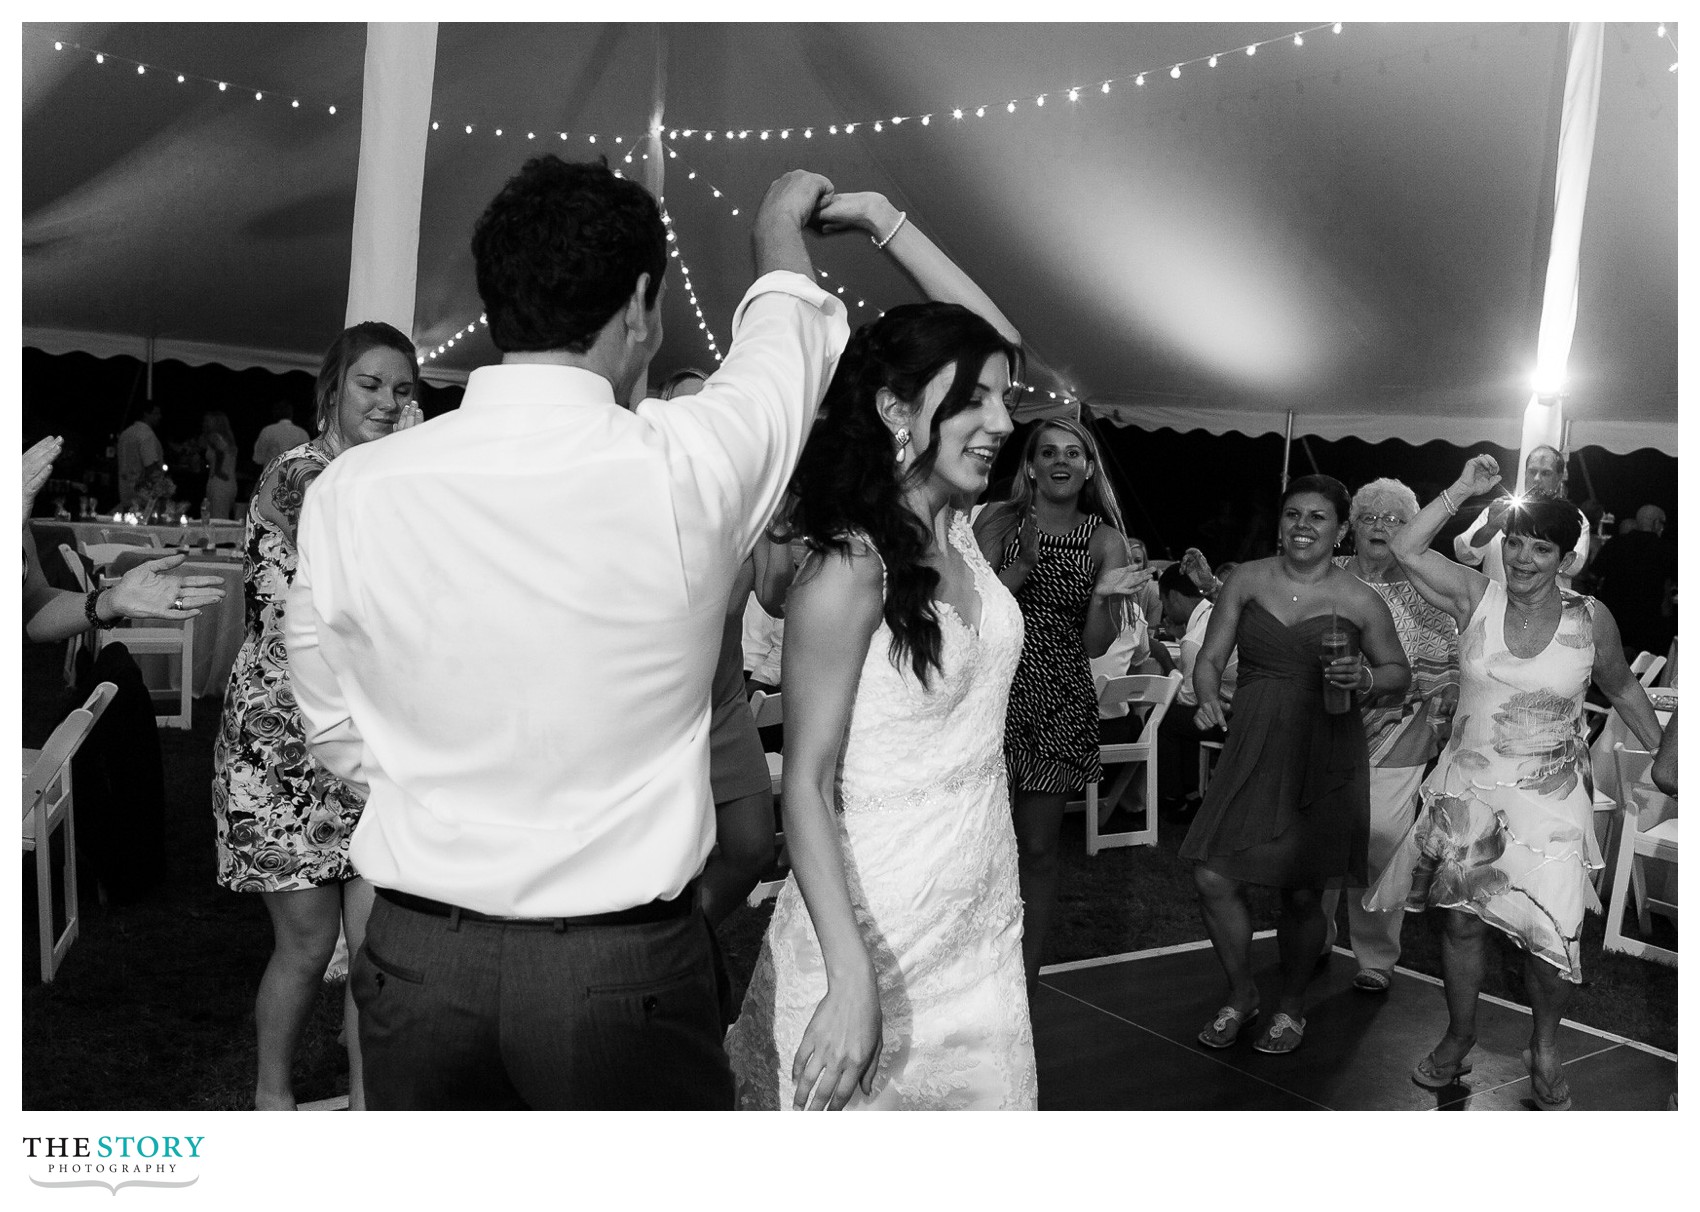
left=1357, top=513, right=1408, bottom=528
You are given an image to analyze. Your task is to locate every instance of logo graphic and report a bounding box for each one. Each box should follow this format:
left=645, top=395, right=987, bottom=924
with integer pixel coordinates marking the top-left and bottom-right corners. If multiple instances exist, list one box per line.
left=22, top=1136, right=203, bottom=1196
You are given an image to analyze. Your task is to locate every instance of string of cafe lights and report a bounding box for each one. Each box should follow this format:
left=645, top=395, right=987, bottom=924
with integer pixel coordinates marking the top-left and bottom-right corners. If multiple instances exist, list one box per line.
left=656, top=141, right=1081, bottom=406
left=1655, top=22, right=1678, bottom=71
left=660, top=21, right=1347, bottom=145
left=660, top=208, right=725, bottom=364
left=41, top=19, right=1677, bottom=156
left=37, top=33, right=343, bottom=113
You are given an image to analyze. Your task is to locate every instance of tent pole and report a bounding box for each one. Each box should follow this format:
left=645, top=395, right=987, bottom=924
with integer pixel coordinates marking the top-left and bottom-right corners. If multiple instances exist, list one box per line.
left=145, top=337, right=154, bottom=401
left=1517, top=22, right=1603, bottom=491
left=1280, top=409, right=1293, bottom=493
left=346, top=24, right=438, bottom=334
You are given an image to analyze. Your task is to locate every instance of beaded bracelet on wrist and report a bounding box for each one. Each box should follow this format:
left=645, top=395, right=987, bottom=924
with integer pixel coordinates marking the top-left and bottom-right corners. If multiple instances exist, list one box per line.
left=84, top=588, right=119, bottom=631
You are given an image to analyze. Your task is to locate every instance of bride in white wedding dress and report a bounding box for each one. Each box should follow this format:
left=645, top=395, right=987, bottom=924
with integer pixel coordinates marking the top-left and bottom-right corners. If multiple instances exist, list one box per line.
left=724, top=192, right=1040, bottom=1109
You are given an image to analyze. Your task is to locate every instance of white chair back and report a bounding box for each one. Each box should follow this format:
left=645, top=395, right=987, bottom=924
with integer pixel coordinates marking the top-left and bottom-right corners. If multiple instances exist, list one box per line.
left=1602, top=744, right=1677, bottom=966
left=23, top=682, right=117, bottom=982
left=1081, top=671, right=1184, bottom=854
left=745, top=689, right=788, bottom=907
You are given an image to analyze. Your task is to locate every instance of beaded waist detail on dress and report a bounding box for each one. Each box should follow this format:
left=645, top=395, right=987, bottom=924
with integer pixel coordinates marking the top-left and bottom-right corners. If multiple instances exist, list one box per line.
left=838, top=755, right=1006, bottom=816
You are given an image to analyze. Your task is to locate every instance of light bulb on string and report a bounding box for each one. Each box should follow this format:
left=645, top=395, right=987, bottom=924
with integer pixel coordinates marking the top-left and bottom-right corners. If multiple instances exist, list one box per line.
left=329, top=106, right=336, bottom=114
left=177, top=74, right=184, bottom=82
left=95, top=53, right=104, bottom=64
left=1170, top=65, right=1181, bottom=78
left=1208, top=55, right=1218, bottom=67
left=1006, top=100, right=1016, bottom=112
left=1294, top=33, right=1304, bottom=46
left=920, top=115, right=930, bottom=125
left=1656, top=23, right=1665, bottom=37
left=1135, top=73, right=1145, bottom=86
left=1333, top=22, right=1343, bottom=34
left=1101, top=81, right=1110, bottom=92
left=976, top=106, right=985, bottom=117
left=1068, top=87, right=1079, bottom=101
left=953, top=108, right=963, bottom=119
left=1246, top=44, right=1257, bottom=56
left=1036, top=94, right=1045, bottom=106
left=136, top=64, right=144, bottom=74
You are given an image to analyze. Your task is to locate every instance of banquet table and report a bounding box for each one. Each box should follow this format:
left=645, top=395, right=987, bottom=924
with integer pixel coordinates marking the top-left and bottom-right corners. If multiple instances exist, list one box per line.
left=101, top=550, right=248, bottom=699
left=38, top=517, right=246, bottom=550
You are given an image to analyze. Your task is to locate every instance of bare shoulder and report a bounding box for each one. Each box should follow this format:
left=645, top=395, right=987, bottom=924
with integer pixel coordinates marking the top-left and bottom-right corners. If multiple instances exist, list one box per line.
left=792, top=541, right=885, bottom=620
left=1088, top=521, right=1126, bottom=558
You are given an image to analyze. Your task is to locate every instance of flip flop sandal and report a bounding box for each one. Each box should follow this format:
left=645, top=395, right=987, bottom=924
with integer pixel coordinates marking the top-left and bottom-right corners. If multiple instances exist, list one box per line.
left=1252, top=1012, right=1306, bottom=1054
left=1522, top=1049, right=1574, bottom=1111
left=1411, top=1050, right=1474, bottom=1088
left=1197, top=1004, right=1259, bottom=1049
left=1352, top=968, right=1393, bottom=993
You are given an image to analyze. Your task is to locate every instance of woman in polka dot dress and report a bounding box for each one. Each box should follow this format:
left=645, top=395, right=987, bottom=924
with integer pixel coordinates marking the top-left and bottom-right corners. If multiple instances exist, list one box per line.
left=975, top=417, right=1147, bottom=991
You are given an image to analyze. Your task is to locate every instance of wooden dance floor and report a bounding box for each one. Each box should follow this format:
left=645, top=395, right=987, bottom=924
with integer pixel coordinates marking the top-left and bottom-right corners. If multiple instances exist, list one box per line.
left=1032, top=933, right=1677, bottom=1110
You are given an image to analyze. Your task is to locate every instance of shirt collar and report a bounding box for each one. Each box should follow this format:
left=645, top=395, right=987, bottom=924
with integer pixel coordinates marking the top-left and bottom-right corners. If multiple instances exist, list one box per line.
left=461, top=363, right=619, bottom=410
left=1188, top=599, right=1211, bottom=631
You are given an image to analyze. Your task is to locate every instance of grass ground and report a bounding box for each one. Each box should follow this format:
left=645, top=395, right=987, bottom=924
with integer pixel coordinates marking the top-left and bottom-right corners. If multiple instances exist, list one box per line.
left=21, top=639, right=1676, bottom=1109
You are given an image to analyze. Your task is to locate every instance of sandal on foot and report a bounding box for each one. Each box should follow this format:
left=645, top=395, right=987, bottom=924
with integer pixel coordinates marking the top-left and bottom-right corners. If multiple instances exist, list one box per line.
left=1252, top=1012, right=1306, bottom=1054
left=1411, top=1050, right=1474, bottom=1089
left=1522, top=1049, right=1574, bottom=1111
left=1352, top=968, right=1393, bottom=993
left=1197, top=1004, right=1259, bottom=1049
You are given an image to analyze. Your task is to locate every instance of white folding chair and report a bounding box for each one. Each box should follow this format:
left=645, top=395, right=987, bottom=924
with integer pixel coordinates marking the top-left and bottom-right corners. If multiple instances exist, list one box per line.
left=1197, top=739, right=1225, bottom=797
left=22, top=682, right=117, bottom=982
left=1602, top=744, right=1677, bottom=966
left=56, top=544, right=104, bottom=687
left=1081, top=671, right=1182, bottom=855
left=1637, top=654, right=1667, bottom=690
left=746, top=690, right=788, bottom=907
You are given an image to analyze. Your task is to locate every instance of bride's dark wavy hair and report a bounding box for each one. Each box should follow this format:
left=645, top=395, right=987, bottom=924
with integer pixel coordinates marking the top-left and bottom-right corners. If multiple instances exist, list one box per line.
left=782, top=302, right=1021, bottom=687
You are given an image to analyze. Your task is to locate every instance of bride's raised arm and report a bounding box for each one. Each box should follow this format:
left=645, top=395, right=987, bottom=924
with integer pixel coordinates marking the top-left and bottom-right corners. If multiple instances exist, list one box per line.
left=815, top=192, right=1020, bottom=345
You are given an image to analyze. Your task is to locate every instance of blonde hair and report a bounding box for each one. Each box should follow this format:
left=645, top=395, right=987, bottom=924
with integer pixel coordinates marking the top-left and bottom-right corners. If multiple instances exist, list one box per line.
left=987, top=416, right=1137, bottom=627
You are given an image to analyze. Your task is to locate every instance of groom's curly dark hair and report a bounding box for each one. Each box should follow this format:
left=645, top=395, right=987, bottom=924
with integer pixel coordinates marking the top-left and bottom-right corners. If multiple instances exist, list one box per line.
left=472, top=156, right=667, bottom=354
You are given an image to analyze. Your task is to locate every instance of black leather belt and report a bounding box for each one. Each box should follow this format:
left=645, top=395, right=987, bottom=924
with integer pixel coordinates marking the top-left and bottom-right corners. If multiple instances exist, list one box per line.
left=377, top=882, right=696, bottom=928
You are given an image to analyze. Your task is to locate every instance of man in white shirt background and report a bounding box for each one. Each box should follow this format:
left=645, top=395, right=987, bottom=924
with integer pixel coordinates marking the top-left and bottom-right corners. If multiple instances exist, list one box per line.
left=114, top=402, right=164, bottom=508
left=1152, top=563, right=1238, bottom=811
left=286, top=157, right=849, bottom=1109
left=251, top=399, right=311, bottom=471
left=1452, top=444, right=1590, bottom=588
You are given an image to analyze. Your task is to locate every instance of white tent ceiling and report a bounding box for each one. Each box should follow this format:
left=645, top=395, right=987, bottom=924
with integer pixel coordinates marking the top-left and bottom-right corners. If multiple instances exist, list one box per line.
left=21, top=21, right=1679, bottom=453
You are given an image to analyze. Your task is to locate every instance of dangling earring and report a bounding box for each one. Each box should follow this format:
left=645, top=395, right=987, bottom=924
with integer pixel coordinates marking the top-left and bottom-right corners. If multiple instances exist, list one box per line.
left=893, top=427, right=911, bottom=465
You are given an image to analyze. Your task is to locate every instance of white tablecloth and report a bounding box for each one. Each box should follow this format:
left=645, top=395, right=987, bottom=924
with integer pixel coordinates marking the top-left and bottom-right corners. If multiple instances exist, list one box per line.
left=37, top=517, right=246, bottom=550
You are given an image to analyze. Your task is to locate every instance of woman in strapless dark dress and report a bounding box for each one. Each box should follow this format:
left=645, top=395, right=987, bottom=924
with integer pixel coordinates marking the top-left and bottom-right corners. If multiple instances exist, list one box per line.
left=1181, top=476, right=1410, bottom=1055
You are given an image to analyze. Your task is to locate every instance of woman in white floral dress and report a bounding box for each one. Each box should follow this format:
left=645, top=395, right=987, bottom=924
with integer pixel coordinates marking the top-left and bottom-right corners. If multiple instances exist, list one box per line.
left=1370, top=455, right=1662, bottom=1110
left=212, top=322, right=421, bottom=1109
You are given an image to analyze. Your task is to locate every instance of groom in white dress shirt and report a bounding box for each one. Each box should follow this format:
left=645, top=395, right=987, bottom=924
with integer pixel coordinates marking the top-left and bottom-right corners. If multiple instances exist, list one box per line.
left=285, top=157, right=849, bottom=1109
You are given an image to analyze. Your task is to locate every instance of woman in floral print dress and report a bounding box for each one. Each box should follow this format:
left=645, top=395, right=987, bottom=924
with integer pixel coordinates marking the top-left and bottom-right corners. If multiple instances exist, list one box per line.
left=212, top=322, right=421, bottom=1109
left=1369, top=455, right=1662, bottom=1110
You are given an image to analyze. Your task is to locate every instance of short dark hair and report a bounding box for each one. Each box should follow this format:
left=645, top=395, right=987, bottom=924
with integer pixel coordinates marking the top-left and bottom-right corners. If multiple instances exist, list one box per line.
left=1526, top=444, right=1565, bottom=474
left=1158, top=563, right=1199, bottom=602
left=472, top=156, right=667, bottom=354
left=1504, top=498, right=1582, bottom=554
left=1281, top=474, right=1351, bottom=525
left=314, top=322, right=419, bottom=433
